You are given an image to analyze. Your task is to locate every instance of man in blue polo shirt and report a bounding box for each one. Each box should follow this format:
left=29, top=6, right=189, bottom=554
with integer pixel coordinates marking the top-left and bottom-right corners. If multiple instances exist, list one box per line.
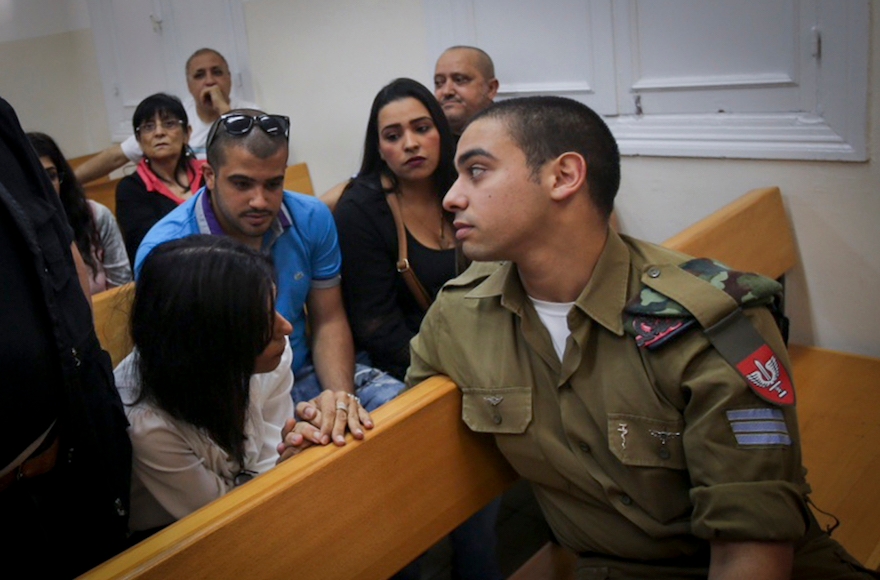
left=136, top=110, right=403, bottom=445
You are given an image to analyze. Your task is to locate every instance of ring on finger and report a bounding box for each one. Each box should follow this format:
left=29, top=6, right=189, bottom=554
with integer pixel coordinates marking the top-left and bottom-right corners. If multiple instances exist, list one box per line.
left=336, top=402, right=349, bottom=412
left=346, top=393, right=360, bottom=405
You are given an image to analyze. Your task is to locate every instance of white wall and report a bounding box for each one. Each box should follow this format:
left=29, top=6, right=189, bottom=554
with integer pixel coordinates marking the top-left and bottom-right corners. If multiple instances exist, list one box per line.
left=0, top=0, right=109, bottom=156
left=1, top=0, right=876, bottom=356
left=243, top=0, right=432, bottom=183
left=242, top=0, right=879, bottom=358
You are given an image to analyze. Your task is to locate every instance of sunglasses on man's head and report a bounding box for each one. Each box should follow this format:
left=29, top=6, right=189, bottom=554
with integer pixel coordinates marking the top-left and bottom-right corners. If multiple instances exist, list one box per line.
left=206, top=113, right=290, bottom=152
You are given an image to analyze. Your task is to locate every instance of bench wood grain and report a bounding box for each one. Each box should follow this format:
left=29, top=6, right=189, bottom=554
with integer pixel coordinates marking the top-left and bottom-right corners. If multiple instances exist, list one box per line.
left=92, top=282, right=134, bottom=368
left=790, top=345, right=880, bottom=570
left=85, top=376, right=517, bottom=579
left=284, top=162, right=314, bottom=196
left=84, top=186, right=879, bottom=578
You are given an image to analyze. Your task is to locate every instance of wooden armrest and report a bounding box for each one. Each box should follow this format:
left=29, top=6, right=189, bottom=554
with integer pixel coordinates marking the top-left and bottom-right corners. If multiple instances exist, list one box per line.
left=85, top=376, right=517, bottom=579
left=789, top=345, right=880, bottom=570
left=92, top=282, right=134, bottom=367
left=663, top=186, right=796, bottom=279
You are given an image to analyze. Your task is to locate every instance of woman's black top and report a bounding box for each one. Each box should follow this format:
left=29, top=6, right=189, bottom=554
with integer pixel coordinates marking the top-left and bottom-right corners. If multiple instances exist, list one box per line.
left=334, top=176, right=455, bottom=380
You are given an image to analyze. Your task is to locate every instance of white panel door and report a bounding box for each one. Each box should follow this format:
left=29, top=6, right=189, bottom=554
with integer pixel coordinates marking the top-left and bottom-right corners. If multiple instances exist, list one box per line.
left=424, top=0, right=618, bottom=113
left=424, top=0, right=868, bottom=161
left=88, top=0, right=252, bottom=142
left=612, top=0, right=806, bottom=115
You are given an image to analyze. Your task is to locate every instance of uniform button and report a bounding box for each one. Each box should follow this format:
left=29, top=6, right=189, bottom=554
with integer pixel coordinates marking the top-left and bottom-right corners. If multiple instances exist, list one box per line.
left=620, top=494, right=632, bottom=506
left=647, top=267, right=661, bottom=278
left=492, top=413, right=502, bottom=425
left=578, top=442, right=591, bottom=453
left=658, top=448, right=671, bottom=460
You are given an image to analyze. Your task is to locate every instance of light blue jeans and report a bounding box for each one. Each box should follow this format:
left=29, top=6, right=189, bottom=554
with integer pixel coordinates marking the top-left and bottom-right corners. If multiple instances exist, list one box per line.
left=291, top=357, right=405, bottom=412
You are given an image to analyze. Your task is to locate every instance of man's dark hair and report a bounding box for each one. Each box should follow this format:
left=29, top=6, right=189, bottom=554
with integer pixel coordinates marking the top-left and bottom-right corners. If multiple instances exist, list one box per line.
left=206, top=108, right=288, bottom=169
left=131, top=235, right=276, bottom=468
left=471, top=96, right=620, bottom=220
left=132, top=92, right=188, bottom=133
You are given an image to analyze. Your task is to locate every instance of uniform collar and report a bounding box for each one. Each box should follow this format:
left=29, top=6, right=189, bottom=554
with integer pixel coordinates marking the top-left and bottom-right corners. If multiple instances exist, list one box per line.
left=465, top=230, right=631, bottom=335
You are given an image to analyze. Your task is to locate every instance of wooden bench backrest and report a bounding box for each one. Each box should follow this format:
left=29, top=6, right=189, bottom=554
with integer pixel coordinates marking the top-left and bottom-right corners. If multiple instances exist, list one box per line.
left=85, top=177, right=122, bottom=215
left=84, top=186, right=879, bottom=577
left=662, top=187, right=880, bottom=568
left=663, top=186, right=796, bottom=279
left=93, top=282, right=134, bottom=367
left=284, top=162, right=314, bottom=196
left=86, top=376, right=517, bottom=579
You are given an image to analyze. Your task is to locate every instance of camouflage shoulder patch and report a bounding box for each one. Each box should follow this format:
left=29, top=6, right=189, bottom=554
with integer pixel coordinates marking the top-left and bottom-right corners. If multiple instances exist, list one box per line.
left=623, top=258, right=782, bottom=350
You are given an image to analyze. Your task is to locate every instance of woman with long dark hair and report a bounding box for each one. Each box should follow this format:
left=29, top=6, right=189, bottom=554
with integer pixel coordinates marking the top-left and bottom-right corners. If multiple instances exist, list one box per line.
left=27, top=131, right=132, bottom=293
left=333, top=78, right=500, bottom=580
left=333, top=78, right=460, bottom=381
left=115, top=93, right=206, bottom=263
left=113, top=235, right=306, bottom=533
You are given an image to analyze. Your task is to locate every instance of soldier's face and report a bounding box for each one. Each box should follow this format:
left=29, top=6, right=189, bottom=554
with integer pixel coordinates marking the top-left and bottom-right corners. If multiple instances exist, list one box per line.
left=443, top=118, right=550, bottom=262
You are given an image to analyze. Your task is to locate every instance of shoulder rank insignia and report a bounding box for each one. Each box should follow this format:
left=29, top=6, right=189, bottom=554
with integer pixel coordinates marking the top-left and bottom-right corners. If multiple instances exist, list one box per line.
left=623, top=258, right=794, bottom=407
left=623, top=258, right=781, bottom=350
left=734, top=343, right=795, bottom=406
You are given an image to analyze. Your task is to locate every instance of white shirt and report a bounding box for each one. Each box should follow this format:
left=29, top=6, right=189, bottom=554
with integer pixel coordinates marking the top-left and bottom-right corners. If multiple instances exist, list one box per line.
left=530, top=297, right=575, bottom=362
left=114, top=341, right=293, bottom=531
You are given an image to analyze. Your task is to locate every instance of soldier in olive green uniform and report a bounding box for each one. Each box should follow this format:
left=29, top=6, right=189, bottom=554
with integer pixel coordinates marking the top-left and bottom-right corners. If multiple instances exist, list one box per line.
left=406, top=96, right=877, bottom=579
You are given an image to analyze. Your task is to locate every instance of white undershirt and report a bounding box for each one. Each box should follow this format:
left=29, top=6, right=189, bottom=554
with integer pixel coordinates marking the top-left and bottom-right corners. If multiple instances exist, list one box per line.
left=529, top=297, right=575, bottom=361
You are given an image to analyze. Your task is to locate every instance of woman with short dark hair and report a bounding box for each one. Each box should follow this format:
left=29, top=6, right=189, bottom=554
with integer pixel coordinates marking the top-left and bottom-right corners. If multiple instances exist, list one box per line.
left=115, top=93, right=206, bottom=263
left=114, top=235, right=300, bottom=533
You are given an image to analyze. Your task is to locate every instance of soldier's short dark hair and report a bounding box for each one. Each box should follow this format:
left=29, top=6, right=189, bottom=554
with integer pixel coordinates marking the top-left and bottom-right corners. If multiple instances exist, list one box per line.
left=471, top=96, right=620, bottom=220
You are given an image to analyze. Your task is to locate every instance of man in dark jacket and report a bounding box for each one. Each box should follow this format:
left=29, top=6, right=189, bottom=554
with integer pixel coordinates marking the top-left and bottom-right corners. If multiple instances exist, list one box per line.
left=0, top=96, right=131, bottom=578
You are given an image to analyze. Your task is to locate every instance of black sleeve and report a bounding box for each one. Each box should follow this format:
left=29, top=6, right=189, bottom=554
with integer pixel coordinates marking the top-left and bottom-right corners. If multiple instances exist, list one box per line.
left=334, top=183, right=415, bottom=379
left=115, top=174, right=174, bottom=267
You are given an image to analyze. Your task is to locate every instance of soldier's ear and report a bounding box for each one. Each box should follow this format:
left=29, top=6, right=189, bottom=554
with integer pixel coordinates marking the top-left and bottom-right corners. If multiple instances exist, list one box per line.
left=548, top=152, right=586, bottom=202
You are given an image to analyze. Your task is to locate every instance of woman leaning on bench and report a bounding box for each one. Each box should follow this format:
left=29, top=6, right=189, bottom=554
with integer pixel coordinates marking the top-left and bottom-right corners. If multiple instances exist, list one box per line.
left=113, top=235, right=363, bottom=539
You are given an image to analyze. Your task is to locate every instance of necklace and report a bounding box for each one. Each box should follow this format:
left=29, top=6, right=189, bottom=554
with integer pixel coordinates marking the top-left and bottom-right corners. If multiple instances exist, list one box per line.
left=397, top=192, right=453, bottom=250
left=154, top=168, right=190, bottom=194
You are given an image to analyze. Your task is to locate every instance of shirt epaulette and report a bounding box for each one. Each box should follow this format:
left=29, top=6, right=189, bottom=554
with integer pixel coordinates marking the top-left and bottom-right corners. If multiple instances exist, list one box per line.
left=443, top=260, right=505, bottom=289
left=622, top=258, right=781, bottom=350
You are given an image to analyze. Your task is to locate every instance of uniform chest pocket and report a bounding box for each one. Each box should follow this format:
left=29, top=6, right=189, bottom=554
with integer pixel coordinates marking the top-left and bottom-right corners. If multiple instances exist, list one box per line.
left=607, top=413, right=686, bottom=470
left=461, top=386, right=532, bottom=434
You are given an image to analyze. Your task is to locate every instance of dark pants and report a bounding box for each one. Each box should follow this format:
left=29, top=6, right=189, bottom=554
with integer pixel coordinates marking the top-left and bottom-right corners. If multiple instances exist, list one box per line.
left=574, top=513, right=879, bottom=580
left=0, top=466, right=115, bottom=579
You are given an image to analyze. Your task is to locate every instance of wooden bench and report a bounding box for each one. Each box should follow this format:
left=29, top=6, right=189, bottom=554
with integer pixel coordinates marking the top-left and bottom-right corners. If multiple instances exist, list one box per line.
left=513, top=186, right=879, bottom=575
left=84, top=186, right=879, bottom=577
left=85, top=377, right=517, bottom=579
left=92, top=283, right=134, bottom=367
left=789, top=345, right=880, bottom=569
left=663, top=187, right=879, bottom=568
left=284, top=162, right=314, bottom=196
left=84, top=177, right=122, bottom=216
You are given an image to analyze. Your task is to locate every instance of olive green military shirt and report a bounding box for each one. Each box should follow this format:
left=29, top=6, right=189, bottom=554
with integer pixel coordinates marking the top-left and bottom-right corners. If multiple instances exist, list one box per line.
left=407, top=231, right=809, bottom=560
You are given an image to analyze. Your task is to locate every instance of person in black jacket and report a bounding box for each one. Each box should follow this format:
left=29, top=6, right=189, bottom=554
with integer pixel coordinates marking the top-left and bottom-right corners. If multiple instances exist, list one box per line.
left=0, top=97, right=131, bottom=578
